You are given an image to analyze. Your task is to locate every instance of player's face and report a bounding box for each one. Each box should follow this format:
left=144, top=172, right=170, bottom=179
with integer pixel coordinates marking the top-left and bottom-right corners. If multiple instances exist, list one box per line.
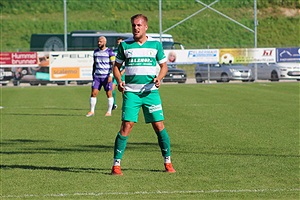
left=98, top=38, right=106, bottom=49
left=117, top=39, right=122, bottom=45
left=131, top=17, right=148, bottom=41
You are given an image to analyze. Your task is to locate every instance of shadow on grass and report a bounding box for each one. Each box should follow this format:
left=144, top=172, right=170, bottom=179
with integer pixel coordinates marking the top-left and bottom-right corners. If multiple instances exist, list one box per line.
left=4, top=107, right=87, bottom=111
left=4, top=113, right=83, bottom=117
left=176, top=150, right=300, bottom=158
left=0, top=164, right=166, bottom=174
left=1, top=139, right=163, bottom=154
left=0, top=164, right=107, bottom=174
left=0, top=139, right=113, bottom=154
left=0, top=139, right=52, bottom=144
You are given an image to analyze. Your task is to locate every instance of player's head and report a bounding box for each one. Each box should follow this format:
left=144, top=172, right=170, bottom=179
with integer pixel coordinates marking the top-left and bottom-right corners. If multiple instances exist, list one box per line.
left=116, top=37, right=123, bottom=45
left=168, top=51, right=176, bottom=63
left=130, top=14, right=148, bottom=41
left=98, top=36, right=107, bottom=49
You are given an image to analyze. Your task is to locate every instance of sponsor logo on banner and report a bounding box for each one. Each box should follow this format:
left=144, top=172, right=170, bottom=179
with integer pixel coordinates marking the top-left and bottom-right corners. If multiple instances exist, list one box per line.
left=49, top=51, right=93, bottom=80
left=50, top=51, right=93, bottom=67
left=219, top=48, right=276, bottom=64
left=51, top=67, right=80, bottom=79
left=164, top=49, right=219, bottom=64
left=0, top=52, right=38, bottom=66
left=276, top=48, right=300, bottom=62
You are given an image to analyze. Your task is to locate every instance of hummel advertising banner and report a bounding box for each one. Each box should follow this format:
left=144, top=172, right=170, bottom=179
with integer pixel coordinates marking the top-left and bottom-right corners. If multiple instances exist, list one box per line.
left=49, top=51, right=93, bottom=81
left=0, top=52, right=41, bottom=67
left=276, top=47, right=300, bottom=62
left=219, top=48, right=276, bottom=64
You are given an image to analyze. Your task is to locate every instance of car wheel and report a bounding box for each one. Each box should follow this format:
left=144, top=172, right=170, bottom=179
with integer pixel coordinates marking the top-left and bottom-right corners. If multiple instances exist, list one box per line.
left=270, top=71, right=279, bottom=82
left=195, top=74, right=203, bottom=83
left=30, top=82, right=39, bottom=86
left=220, top=73, right=229, bottom=82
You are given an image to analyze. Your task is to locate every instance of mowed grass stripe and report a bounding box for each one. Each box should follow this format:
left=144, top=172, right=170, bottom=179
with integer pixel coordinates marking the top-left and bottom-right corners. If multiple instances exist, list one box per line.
left=1, top=188, right=300, bottom=199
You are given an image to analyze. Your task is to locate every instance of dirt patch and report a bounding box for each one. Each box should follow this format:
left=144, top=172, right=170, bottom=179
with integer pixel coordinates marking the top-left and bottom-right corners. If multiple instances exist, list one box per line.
left=280, top=8, right=300, bottom=17
left=258, top=7, right=299, bottom=18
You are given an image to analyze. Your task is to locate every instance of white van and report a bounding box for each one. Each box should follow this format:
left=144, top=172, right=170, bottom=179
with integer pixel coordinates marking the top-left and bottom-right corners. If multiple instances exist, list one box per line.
left=146, top=33, right=184, bottom=50
left=30, top=31, right=184, bottom=51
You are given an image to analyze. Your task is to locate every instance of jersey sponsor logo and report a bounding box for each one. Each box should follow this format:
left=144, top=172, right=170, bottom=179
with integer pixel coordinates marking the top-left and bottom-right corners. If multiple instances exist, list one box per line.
left=149, top=104, right=162, bottom=113
left=128, top=57, right=154, bottom=66
left=149, top=50, right=155, bottom=56
left=128, top=58, right=152, bottom=63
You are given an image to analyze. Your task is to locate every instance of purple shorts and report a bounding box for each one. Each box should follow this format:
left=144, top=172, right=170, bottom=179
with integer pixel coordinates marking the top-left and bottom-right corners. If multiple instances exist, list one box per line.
left=92, top=76, right=112, bottom=91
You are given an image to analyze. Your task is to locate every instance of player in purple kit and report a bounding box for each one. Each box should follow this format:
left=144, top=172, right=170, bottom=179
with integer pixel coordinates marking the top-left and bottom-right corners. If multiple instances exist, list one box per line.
left=86, top=36, right=116, bottom=117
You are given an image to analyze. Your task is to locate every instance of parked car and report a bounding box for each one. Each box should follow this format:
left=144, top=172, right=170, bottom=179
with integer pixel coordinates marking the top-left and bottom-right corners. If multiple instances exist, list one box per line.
left=276, top=62, right=300, bottom=81
left=163, top=65, right=187, bottom=83
left=246, top=63, right=280, bottom=81
left=0, top=67, right=13, bottom=86
left=11, top=67, right=68, bottom=86
left=195, top=63, right=252, bottom=83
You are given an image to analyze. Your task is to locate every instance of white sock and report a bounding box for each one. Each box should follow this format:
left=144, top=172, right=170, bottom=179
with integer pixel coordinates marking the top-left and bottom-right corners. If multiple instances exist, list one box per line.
left=90, top=97, right=97, bottom=113
left=164, top=156, right=171, bottom=164
left=113, top=159, right=121, bottom=166
left=107, top=97, right=114, bottom=113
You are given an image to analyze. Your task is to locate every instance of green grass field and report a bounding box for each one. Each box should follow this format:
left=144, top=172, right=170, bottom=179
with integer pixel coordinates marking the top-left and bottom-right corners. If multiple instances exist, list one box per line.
left=1, top=83, right=299, bottom=199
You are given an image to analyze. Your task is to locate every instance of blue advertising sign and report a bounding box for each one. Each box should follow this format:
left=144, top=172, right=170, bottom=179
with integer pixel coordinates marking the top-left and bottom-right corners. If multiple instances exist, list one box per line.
left=276, top=48, right=300, bottom=62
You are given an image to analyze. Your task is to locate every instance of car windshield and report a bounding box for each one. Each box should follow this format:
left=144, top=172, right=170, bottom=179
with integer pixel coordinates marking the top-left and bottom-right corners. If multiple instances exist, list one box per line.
left=162, top=42, right=175, bottom=49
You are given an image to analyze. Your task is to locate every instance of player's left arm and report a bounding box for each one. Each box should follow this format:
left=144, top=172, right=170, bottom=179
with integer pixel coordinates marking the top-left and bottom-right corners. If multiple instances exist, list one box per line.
left=154, top=42, right=168, bottom=88
left=154, top=62, right=168, bottom=88
left=108, top=50, right=116, bottom=83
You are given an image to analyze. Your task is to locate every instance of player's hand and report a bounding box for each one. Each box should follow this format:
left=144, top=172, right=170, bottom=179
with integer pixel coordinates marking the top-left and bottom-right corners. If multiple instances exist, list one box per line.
left=108, top=76, right=112, bottom=83
left=118, top=82, right=125, bottom=93
left=154, top=77, right=161, bottom=88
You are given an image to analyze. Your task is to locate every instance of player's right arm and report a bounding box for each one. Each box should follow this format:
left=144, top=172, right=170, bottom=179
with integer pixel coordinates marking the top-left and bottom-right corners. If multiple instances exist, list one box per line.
left=113, top=40, right=126, bottom=92
left=113, top=62, right=125, bottom=92
left=92, top=51, right=97, bottom=78
left=92, top=62, right=96, bottom=78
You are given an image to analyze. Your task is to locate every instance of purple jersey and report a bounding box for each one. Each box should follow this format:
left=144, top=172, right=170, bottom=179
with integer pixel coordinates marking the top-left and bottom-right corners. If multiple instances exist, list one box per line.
left=93, top=48, right=115, bottom=79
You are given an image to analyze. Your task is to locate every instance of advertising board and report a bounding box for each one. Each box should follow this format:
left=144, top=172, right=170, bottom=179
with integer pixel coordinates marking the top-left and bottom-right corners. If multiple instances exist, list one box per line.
left=219, top=48, right=276, bottom=64
left=276, top=48, right=300, bottom=63
left=164, top=49, right=219, bottom=65
left=49, top=51, right=93, bottom=81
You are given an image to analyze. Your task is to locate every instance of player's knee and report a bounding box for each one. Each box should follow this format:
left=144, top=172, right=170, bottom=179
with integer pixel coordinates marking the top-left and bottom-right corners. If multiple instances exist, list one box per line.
left=120, top=121, right=134, bottom=136
left=152, top=121, right=165, bottom=132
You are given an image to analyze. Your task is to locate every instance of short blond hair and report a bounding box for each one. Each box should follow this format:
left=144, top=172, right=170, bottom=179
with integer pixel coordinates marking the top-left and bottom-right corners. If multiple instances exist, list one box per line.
left=131, top=14, right=148, bottom=24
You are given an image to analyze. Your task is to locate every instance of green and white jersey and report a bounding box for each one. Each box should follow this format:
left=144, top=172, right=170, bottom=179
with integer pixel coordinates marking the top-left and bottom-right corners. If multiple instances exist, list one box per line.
left=115, top=36, right=167, bottom=93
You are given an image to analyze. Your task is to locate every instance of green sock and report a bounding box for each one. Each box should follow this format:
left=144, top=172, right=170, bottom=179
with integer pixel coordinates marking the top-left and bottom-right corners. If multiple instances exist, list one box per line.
left=113, top=132, right=128, bottom=159
left=156, top=128, right=171, bottom=157
left=112, top=90, right=116, bottom=105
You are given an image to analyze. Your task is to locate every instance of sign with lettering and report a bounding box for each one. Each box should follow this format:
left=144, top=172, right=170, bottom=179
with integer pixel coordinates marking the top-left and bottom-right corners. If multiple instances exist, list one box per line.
left=219, top=48, right=276, bottom=64
left=276, top=48, right=300, bottom=62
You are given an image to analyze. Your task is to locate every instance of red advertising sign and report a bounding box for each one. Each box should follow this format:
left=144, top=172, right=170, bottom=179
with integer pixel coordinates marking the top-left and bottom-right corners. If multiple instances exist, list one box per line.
left=0, top=52, right=38, bottom=66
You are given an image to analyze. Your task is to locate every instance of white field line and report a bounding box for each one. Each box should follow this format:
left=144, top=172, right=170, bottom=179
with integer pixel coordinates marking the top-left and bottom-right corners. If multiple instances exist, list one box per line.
left=1, top=188, right=299, bottom=198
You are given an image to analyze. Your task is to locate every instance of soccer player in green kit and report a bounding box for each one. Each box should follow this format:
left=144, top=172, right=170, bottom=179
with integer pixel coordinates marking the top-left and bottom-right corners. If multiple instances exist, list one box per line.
left=111, top=14, right=176, bottom=175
